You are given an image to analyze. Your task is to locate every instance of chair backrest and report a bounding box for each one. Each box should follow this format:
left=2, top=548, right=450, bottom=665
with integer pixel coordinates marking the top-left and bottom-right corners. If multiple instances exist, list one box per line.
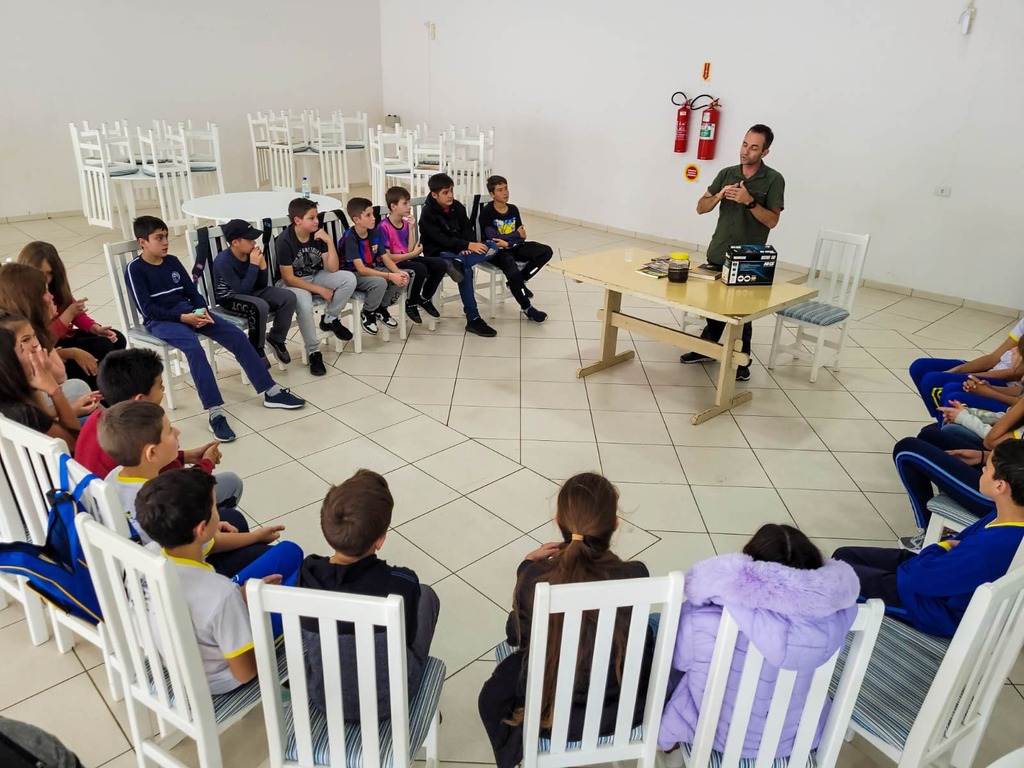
left=185, top=226, right=229, bottom=307
left=312, top=114, right=349, bottom=194
left=900, top=566, right=1024, bottom=767
left=805, top=229, right=870, bottom=312
left=248, top=112, right=271, bottom=186
left=341, top=111, right=369, bottom=147
left=246, top=580, right=416, bottom=768
left=137, top=129, right=193, bottom=233
left=688, top=599, right=884, bottom=768
left=267, top=122, right=298, bottom=192
left=103, top=238, right=149, bottom=338
left=69, top=124, right=115, bottom=229
left=521, top=572, right=684, bottom=768
left=0, top=416, right=66, bottom=545
left=182, top=122, right=225, bottom=195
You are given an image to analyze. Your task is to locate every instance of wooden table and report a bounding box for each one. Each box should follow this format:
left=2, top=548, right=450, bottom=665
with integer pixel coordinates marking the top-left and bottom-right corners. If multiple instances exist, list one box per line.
left=549, top=248, right=817, bottom=424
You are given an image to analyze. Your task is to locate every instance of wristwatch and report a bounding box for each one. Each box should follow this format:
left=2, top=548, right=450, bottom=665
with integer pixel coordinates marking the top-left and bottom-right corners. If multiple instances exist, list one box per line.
left=746, top=199, right=757, bottom=209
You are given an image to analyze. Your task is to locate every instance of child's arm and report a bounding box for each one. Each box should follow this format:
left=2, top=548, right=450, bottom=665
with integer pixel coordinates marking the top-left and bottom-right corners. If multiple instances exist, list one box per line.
left=982, top=397, right=1024, bottom=448
left=947, top=336, right=1016, bottom=374
left=963, top=376, right=1023, bottom=406
left=950, top=405, right=996, bottom=439
left=209, top=525, right=285, bottom=554
left=380, top=253, right=410, bottom=285
left=316, top=229, right=341, bottom=272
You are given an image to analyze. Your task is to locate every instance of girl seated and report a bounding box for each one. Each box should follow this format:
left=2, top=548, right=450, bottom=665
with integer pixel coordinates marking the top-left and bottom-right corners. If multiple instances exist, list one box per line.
left=659, top=524, right=859, bottom=761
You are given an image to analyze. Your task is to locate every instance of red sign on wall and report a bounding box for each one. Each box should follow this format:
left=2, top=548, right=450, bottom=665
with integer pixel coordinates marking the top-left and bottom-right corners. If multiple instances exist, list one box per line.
left=685, top=164, right=700, bottom=182
left=702, top=62, right=711, bottom=81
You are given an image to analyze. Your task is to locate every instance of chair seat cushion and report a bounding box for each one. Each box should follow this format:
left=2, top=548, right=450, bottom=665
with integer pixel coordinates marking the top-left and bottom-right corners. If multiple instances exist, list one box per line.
left=127, top=328, right=172, bottom=348
left=346, top=143, right=366, bottom=149
left=680, top=741, right=817, bottom=767
left=190, top=163, right=217, bottom=172
left=926, top=494, right=982, bottom=530
left=283, top=656, right=445, bottom=767
left=778, top=301, right=850, bottom=327
left=209, top=311, right=248, bottom=330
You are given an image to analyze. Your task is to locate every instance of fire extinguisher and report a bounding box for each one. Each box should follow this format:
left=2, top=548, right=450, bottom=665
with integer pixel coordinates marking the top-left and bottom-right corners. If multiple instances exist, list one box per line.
left=697, top=99, right=721, bottom=161
left=671, top=92, right=690, bottom=153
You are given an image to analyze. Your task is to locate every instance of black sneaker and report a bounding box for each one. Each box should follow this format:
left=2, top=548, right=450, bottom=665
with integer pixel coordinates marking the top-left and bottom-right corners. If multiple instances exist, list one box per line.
left=308, top=351, right=327, bottom=376
left=406, top=304, right=423, bottom=324
left=420, top=300, right=441, bottom=318
left=523, top=306, right=547, bottom=323
left=376, top=307, right=399, bottom=328
left=319, top=316, right=353, bottom=341
left=524, top=285, right=534, bottom=300
left=736, top=366, right=751, bottom=382
left=361, top=310, right=378, bottom=335
left=444, top=259, right=465, bottom=284
left=266, top=337, right=291, bottom=364
left=209, top=413, right=237, bottom=442
left=466, top=317, right=497, bottom=337
left=680, top=351, right=714, bottom=364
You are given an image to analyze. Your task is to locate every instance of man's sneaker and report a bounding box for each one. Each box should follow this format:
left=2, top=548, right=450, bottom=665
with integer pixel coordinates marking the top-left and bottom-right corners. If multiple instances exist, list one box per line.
left=523, top=306, right=547, bottom=323
left=266, top=337, right=291, bottom=364
left=406, top=304, right=423, bottom=324
left=421, top=300, right=441, bottom=318
left=319, top=316, right=353, bottom=341
left=361, top=310, right=378, bottom=335
left=899, top=532, right=926, bottom=553
left=466, top=317, right=497, bottom=337
left=263, top=388, right=305, bottom=409
left=376, top=307, right=399, bottom=328
left=736, top=365, right=751, bottom=382
left=524, top=285, right=534, bottom=300
left=308, top=351, right=327, bottom=376
left=680, top=351, right=714, bottom=364
left=444, top=259, right=465, bottom=284
left=209, top=414, right=237, bottom=442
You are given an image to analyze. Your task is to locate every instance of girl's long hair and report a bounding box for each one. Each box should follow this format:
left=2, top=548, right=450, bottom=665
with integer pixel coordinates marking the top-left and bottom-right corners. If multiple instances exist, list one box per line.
left=17, top=241, right=74, bottom=314
left=507, top=472, right=630, bottom=728
left=0, top=314, right=37, bottom=407
left=0, top=263, right=54, bottom=349
left=743, top=523, right=824, bottom=570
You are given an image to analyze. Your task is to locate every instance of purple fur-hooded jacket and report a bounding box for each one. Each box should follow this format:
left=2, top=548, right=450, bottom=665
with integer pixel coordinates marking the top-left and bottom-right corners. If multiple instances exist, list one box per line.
left=658, top=553, right=859, bottom=757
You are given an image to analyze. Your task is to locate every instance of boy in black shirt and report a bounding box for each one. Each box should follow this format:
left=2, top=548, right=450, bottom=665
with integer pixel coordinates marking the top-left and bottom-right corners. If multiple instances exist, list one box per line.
left=478, top=175, right=553, bottom=323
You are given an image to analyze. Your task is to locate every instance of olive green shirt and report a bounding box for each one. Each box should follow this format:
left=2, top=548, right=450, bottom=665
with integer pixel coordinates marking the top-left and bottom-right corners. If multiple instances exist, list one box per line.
left=705, top=163, right=785, bottom=265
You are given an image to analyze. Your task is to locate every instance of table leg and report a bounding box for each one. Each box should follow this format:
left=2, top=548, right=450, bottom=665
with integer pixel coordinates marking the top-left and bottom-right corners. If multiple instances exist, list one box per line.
left=692, top=322, right=752, bottom=425
left=576, top=289, right=635, bottom=378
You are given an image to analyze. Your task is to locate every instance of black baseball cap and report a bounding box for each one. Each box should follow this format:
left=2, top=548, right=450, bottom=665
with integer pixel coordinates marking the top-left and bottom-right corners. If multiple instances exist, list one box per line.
left=222, top=219, right=262, bottom=243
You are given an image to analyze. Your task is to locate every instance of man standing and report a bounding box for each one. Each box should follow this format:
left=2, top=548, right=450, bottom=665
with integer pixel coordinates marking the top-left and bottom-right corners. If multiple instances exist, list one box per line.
left=680, top=124, right=785, bottom=381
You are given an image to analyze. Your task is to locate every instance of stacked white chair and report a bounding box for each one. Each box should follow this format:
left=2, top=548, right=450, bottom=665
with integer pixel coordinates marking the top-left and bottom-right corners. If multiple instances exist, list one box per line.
left=248, top=112, right=272, bottom=187
left=342, top=111, right=371, bottom=185
left=137, top=128, right=194, bottom=234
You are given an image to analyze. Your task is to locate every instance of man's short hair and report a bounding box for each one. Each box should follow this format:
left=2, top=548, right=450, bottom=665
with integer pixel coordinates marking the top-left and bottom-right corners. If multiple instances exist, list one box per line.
left=992, top=440, right=1024, bottom=506
left=97, top=349, right=164, bottom=405
left=97, top=400, right=165, bottom=467
left=428, top=173, right=455, bottom=194
left=136, top=469, right=217, bottom=549
left=486, top=175, right=508, bottom=193
left=133, top=216, right=168, bottom=240
left=747, top=124, right=774, bottom=150
left=288, top=198, right=318, bottom=223
left=346, top=197, right=374, bottom=220
left=385, top=186, right=411, bottom=211
left=320, top=469, right=393, bottom=557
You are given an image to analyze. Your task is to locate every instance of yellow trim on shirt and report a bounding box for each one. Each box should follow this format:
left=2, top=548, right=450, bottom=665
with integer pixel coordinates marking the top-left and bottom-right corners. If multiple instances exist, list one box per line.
left=985, top=522, right=1024, bottom=528
left=937, top=540, right=954, bottom=550
left=223, top=642, right=254, bottom=659
left=117, top=475, right=150, bottom=484
left=160, top=549, right=215, bottom=571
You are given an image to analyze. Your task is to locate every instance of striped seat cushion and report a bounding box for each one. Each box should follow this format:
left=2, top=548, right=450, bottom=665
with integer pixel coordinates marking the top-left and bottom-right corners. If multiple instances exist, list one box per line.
left=127, top=328, right=174, bottom=349
left=283, top=656, right=445, bottom=767
left=926, top=495, right=981, bottom=530
left=778, top=301, right=849, bottom=327
left=189, top=163, right=217, bottom=172
left=208, top=310, right=248, bottom=330
left=680, top=741, right=817, bottom=767
left=346, top=143, right=366, bottom=149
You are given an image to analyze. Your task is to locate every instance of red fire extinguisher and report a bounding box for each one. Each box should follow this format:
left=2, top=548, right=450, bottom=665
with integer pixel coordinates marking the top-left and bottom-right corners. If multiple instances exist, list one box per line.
left=671, top=92, right=690, bottom=153
left=697, top=99, right=721, bottom=161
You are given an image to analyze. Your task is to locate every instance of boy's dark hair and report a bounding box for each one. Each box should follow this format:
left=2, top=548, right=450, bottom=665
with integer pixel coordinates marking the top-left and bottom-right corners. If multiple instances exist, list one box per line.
left=427, top=173, right=454, bottom=194
left=743, top=523, right=823, bottom=570
left=346, top=197, right=373, bottom=220
left=748, top=124, right=775, bottom=150
left=136, top=469, right=217, bottom=549
left=486, top=175, right=508, bottom=193
left=97, top=349, right=164, bottom=405
left=288, top=197, right=318, bottom=224
left=320, top=469, right=393, bottom=557
left=991, top=440, right=1024, bottom=506
left=97, top=400, right=165, bottom=467
left=385, top=186, right=411, bottom=211
left=133, top=216, right=169, bottom=240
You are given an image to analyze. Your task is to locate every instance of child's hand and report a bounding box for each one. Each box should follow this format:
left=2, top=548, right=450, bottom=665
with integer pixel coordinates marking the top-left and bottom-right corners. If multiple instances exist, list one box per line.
left=937, top=401, right=966, bottom=423
left=71, top=391, right=103, bottom=416
left=313, top=229, right=332, bottom=245
left=90, top=324, right=118, bottom=342
left=254, top=525, right=285, bottom=544
left=262, top=574, right=283, bottom=585
left=61, top=298, right=88, bottom=323
left=963, top=375, right=989, bottom=394
left=27, top=348, right=60, bottom=395
left=318, top=286, right=335, bottom=302
left=391, top=271, right=409, bottom=286
left=70, top=347, right=99, bottom=376
left=494, top=238, right=509, bottom=249
left=947, top=448, right=984, bottom=465
left=410, top=243, right=423, bottom=257
left=467, top=242, right=490, bottom=255
left=218, top=520, right=239, bottom=534
left=524, top=541, right=562, bottom=561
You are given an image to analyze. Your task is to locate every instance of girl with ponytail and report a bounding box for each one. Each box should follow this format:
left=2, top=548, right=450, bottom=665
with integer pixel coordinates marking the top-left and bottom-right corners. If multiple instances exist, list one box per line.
left=478, top=472, right=654, bottom=768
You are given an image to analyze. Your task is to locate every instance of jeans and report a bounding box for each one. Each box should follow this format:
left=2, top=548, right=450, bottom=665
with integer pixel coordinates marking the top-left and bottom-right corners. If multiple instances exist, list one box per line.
left=402, top=256, right=447, bottom=305
left=440, top=250, right=494, bottom=320
left=218, top=286, right=296, bottom=353
left=892, top=436, right=991, bottom=529
left=279, top=270, right=357, bottom=354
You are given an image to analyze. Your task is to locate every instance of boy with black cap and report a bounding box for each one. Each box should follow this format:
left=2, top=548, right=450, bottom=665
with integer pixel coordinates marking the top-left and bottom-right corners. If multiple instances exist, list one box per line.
left=212, top=219, right=297, bottom=370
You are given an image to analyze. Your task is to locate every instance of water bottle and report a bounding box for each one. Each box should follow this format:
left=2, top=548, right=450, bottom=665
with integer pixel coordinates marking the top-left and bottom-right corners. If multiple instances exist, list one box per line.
left=301, top=176, right=310, bottom=199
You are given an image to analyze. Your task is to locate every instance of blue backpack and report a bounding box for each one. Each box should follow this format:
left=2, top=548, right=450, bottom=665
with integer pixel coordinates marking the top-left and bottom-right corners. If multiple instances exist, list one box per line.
left=0, top=455, right=102, bottom=625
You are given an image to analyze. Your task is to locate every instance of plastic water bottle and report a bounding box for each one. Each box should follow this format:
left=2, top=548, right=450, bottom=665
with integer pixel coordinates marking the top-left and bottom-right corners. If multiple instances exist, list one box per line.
left=301, top=176, right=310, bottom=199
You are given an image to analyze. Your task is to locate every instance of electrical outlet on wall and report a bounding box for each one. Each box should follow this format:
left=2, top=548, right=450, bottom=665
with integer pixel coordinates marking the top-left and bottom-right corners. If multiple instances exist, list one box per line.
left=935, top=185, right=952, bottom=197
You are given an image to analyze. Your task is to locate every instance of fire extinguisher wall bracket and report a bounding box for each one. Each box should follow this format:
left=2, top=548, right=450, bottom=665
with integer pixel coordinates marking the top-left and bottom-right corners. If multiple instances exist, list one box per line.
left=671, top=91, right=690, bottom=154
left=696, top=99, right=721, bottom=161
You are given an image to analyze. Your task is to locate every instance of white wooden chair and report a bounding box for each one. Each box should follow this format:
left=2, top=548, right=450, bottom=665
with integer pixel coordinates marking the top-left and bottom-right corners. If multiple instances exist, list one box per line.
left=311, top=112, right=351, bottom=195
left=767, top=230, right=870, bottom=382
left=69, top=123, right=145, bottom=237
left=137, top=129, right=194, bottom=234
left=180, top=121, right=225, bottom=197
left=512, top=572, right=684, bottom=768
left=77, top=514, right=280, bottom=768
left=987, top=746, right=1024, bottom=767
left=246, top=580, right=445, bottom=768
left=448, top=130, right=487, bottom=200
left=248, top=112, right=272, bottom=187
left=681, top=600, right=884, bottom=767
left=341, top=111, right=370, bottom=186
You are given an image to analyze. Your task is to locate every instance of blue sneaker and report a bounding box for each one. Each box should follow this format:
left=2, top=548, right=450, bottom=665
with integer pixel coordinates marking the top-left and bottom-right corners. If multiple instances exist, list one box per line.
left=263, top=388, right=305, bottom=410
left=209, top=414, right=237, bottom=442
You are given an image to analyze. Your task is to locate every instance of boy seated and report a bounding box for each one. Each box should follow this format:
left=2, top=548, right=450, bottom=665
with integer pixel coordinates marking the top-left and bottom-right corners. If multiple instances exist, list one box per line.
left=135, top=469, right=303, bottom=694
left=339, top=197, right=411, bottom=335
left=125, top=216, right=304, bottom=443
left=297, top=469, right=440, bottom=721
left=834, top=439, right=1024, bottom=638
left=274, top=198, right=358, bottom=377
left=418, top=173, right=499, bottom=338
left=212, top=219, right=296, bottom=367
left=478, top=175, right=552, bottom=323
left=75, top=348, right=243, bottom=508
left=379, top=186, right=457, bottom=325
left=98, top=400, right=284, bottom=577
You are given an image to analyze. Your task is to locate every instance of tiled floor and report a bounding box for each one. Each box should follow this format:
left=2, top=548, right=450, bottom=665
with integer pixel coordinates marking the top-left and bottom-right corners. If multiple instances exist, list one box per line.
left=2, top=210, right=1023, bottom=766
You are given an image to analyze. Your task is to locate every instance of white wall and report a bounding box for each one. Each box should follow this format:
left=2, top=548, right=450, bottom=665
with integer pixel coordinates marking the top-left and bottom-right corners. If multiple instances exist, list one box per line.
left=0, top=0, right=383, bottom=219
left=379, top=0, right=1024, bottom=308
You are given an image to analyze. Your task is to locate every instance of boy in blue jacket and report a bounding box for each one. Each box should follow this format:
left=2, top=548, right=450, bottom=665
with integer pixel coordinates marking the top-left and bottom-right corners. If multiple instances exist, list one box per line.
left=834, top=439, right=1024, bottom=637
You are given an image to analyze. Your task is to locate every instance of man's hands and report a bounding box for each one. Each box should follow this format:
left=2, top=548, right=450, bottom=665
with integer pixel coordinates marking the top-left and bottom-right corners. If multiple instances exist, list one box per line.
left=722, top=181, right=754, bottom=206
left=180, top=310, right=215, bottom=328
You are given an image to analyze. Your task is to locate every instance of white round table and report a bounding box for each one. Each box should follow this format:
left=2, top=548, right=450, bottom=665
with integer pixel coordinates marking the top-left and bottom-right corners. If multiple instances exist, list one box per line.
left=181, top=191, right=344, bottom=224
